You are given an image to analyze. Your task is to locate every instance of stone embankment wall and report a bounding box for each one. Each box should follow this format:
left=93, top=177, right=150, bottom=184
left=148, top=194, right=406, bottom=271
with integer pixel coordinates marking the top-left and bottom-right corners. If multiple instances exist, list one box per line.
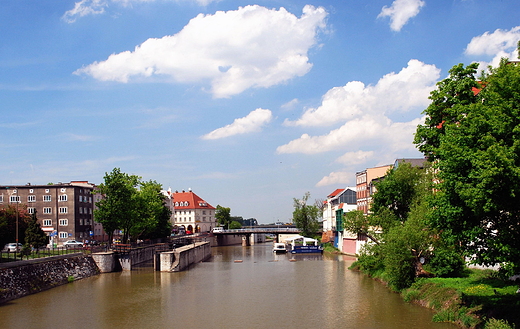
left=0, top=254, right=99, bottom=304
left=158, top=241, right=211, bottom=272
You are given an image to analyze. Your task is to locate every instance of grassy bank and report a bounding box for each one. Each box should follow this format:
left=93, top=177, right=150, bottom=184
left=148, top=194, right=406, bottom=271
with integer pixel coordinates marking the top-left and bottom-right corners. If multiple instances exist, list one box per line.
left=401, top=269, right=519, bottom=328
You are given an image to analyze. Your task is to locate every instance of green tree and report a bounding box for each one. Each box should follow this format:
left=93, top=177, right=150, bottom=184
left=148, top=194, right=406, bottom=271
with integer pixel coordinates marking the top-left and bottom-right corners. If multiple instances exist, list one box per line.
left=95, top=168, right=140, bottom=245
left=25, top=212, right=47, bottom=250
left=0, top=204, right=30, bottom=247
left=229, top=221, right=242, bottom=229
left=414, top=57, right=520, bottom=275
left=215, top=205, right=231, bottom=229
left=131, top=180, right=171, bottom=240
left=292, top=192, right=321, bottom=237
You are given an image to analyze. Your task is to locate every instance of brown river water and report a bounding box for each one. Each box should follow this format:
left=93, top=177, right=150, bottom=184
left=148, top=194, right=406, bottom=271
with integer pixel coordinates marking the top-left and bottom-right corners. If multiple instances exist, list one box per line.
left=0, top=243, right=455, bottom=329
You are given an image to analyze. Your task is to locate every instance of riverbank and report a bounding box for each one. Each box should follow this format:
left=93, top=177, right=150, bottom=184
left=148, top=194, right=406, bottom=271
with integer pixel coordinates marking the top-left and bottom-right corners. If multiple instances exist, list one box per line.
left=348, top=260, right=519, bottom=329
left=0, top=254, right=99, bottom=304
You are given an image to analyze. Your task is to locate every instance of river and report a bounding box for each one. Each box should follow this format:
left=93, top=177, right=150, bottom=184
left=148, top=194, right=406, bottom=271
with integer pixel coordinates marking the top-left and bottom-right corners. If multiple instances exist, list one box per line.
left=0, top=243, right=455, bottom=329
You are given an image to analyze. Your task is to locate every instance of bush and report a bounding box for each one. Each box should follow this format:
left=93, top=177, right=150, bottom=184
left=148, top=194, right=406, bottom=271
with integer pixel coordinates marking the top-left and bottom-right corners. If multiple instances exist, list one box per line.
left=484, top=318, right=515, bottom=329
left=426, top=247, right=465, bottom=278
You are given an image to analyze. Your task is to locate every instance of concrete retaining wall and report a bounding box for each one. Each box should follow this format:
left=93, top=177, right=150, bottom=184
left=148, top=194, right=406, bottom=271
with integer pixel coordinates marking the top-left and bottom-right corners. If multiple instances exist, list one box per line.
left=91, top=252, right=121, bottom=273
left=0, top=254, right=99, bottom=304
left=157, top=242, right=211, bottom=272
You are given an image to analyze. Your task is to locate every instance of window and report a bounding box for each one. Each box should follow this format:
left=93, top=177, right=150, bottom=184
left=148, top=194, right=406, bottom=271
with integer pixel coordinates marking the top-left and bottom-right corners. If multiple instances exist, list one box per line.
left=29, top=189, right=34, bottom=193
left=59, top=194, right=67, bottom=202
left=43, top=219, right=52, bottom=226
left=43, top=207, right=52, bottom=214
left=43, top=195, right=51, bottom=202
left=59, top=207, right=67, bottom=214
left=59, top=232, right=68, bottom=238
left=10, top=196, right=20, bottom=203
left=28, top=207, right=35, bottom=214
left=59, top=219, right=68, bottom=226
left=0, top=195, right=3, bottom=203
left=61, top=188, right=66, bottom=193
left=28, top=195, right=36, bottom=202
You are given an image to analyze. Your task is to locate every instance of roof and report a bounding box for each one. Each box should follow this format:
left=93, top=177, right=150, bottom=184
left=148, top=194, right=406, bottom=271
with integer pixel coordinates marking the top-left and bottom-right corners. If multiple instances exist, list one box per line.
left=172, top=190, right=215, bottom=210
left=394, top=158, right=428, bottom=169
left=327, top=188, right=344, bottom=198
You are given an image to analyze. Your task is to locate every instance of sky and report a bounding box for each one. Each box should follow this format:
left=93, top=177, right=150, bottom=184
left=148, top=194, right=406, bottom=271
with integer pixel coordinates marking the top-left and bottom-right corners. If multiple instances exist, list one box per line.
left=1, top=0, right=519, bottom=224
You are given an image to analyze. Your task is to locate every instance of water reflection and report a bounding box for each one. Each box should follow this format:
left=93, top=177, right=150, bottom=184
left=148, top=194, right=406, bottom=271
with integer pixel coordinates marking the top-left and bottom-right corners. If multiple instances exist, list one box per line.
left=0, top=244, right=455, bottom=329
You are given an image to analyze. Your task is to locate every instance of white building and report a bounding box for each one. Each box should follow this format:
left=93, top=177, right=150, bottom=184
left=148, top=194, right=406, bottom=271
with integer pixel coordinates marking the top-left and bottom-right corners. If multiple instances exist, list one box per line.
left=322, top=187, right=357, bottom=249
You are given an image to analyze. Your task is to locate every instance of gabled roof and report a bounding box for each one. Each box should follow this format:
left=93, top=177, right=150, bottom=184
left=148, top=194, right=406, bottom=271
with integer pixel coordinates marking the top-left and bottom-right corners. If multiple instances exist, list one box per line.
left=172, top=190, right=215, bottom=210
left=327, top=188, right=344, bottom=198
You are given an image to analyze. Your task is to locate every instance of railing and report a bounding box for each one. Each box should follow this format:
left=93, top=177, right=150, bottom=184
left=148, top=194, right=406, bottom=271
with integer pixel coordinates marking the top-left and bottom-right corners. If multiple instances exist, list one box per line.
left=0, top=245, right=95, bottom=263
left=213, top=227, right=301, bottom=234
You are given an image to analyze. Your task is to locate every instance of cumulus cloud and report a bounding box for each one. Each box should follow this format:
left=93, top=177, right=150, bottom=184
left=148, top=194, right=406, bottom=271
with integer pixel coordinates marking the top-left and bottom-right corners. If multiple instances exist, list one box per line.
left=278, top=60, right=437, bottom=186
left=284, top=59, right=439, bottom=127
left=74, top=5, right=328, bottom=98
left=465, top=26, right=520, bottom=70
left=201, top=108, right=272, bottom=140
left=335, top=150, right=374, bottom=166
left=316, top=171, right=354, bottom=187
left=62, top=0, right=219, bottom=23
left=378, top=0, right=425, bottom=32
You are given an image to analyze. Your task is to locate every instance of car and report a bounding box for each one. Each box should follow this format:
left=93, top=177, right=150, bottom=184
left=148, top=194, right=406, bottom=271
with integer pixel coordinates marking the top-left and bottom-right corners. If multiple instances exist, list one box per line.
left=212, top=227, right=224, bottom=233
left=3, top=243, right=23, bottom=252
left=63, top=240, right=83, bottom=248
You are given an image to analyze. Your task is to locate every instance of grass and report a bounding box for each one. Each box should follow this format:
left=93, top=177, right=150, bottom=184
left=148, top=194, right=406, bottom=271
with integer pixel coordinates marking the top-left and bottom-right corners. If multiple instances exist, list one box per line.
left=402, top=269, right=520, bottom=328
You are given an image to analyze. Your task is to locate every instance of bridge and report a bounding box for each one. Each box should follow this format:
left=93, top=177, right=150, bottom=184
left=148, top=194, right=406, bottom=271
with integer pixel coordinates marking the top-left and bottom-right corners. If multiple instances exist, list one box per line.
left=212, top=227, right=301, bottom=246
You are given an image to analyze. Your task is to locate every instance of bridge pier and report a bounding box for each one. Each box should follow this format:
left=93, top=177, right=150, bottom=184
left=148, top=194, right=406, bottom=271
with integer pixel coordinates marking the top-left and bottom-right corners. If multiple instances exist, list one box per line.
left=241, top=234, right=251, bottom=247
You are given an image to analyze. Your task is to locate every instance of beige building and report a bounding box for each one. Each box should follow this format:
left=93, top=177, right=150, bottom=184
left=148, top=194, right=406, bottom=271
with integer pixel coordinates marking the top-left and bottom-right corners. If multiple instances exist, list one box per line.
left=170, top=189, right=216, bottom=234
left=356, top=165, right=392, bottom=214
left=1, top=181, right=95, bottom=246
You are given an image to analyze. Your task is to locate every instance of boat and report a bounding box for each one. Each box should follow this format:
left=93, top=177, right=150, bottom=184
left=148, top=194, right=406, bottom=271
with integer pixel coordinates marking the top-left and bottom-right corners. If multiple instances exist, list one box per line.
left=272, top=242, right=287, bottom=253
left=285, top=236, right=323, bottom=254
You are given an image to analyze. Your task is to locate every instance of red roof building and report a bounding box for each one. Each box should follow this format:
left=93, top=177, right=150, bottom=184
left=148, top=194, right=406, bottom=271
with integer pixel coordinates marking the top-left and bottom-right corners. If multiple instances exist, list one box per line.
left=171, top=189, right=216, bottom=234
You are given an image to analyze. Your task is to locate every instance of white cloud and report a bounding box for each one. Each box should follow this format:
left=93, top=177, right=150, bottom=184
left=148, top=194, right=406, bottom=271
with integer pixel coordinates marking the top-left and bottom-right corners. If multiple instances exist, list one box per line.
left=201, top=108, right=272, bottom=140
left=74, top=5, right=328, bottom=98
left=316, top=171, right=354, bottom=187
left=465, top=26, right=520, bottom=56
left=62, top=0, right=107, bottom=23
left=63, top=0, right=219, bottom=23
left=277, top=116, right=423, bottom=155
left=465, top=26, right=520, bottom=71
left=378, top=0, right=425, bottom=32
left=284, top=59, right=439, bottom=127
left=278, top=60, right=434, bottom=188
left=281, top=98, right=299, bottom=111
left=335, top=150, right=374, bottom=166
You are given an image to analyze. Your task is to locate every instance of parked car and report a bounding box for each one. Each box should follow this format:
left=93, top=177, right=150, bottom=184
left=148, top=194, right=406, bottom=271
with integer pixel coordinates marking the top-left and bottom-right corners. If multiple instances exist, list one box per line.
left=63, top=240, right=83, bottom=248
left=3, top=243, right=22, bottom=252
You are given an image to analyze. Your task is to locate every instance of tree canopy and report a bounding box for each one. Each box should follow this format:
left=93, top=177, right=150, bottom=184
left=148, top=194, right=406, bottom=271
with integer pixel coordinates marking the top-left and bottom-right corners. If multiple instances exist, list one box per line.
left=414, top=57, right=520, bottom=275
left=346, top=163, right=464, bottom=290
left=292, top=192, right=321, bottom=237
left=95, top=168, right=171, bottom=244
left=215, top=205, right=231, bottom=229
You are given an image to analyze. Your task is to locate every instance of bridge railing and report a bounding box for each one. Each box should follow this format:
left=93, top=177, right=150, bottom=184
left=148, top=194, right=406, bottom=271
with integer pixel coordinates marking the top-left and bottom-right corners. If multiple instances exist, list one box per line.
left=215, top=228, right=301, bottom=234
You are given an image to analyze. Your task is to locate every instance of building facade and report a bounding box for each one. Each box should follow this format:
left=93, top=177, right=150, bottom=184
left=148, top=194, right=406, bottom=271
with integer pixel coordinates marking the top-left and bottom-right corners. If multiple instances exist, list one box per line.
left=171, top=189, right=216, bottom=234
left=356, top=165, right=392, bottom=215
left=1, top=181, right=95, bottom=246
left=322, top=187, right=357, bottom=249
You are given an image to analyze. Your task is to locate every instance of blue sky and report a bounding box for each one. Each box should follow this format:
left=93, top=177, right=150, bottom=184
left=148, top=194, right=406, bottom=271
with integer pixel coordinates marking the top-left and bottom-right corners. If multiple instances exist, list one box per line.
left=1, top=0, right=519, bottom=223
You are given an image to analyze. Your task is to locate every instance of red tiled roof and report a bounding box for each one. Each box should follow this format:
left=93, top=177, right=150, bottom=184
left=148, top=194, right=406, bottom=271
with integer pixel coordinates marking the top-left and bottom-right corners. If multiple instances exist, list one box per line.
left=172, top=190, right=215, bottom=210
left=327, top=188, right=344, bottom=198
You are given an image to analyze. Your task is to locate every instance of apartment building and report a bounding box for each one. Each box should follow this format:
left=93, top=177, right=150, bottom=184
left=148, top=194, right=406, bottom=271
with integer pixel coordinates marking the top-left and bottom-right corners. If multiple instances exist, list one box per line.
left=355, top=165, right=392, bottom=214
left=0, top=181, right=95, bottom=246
